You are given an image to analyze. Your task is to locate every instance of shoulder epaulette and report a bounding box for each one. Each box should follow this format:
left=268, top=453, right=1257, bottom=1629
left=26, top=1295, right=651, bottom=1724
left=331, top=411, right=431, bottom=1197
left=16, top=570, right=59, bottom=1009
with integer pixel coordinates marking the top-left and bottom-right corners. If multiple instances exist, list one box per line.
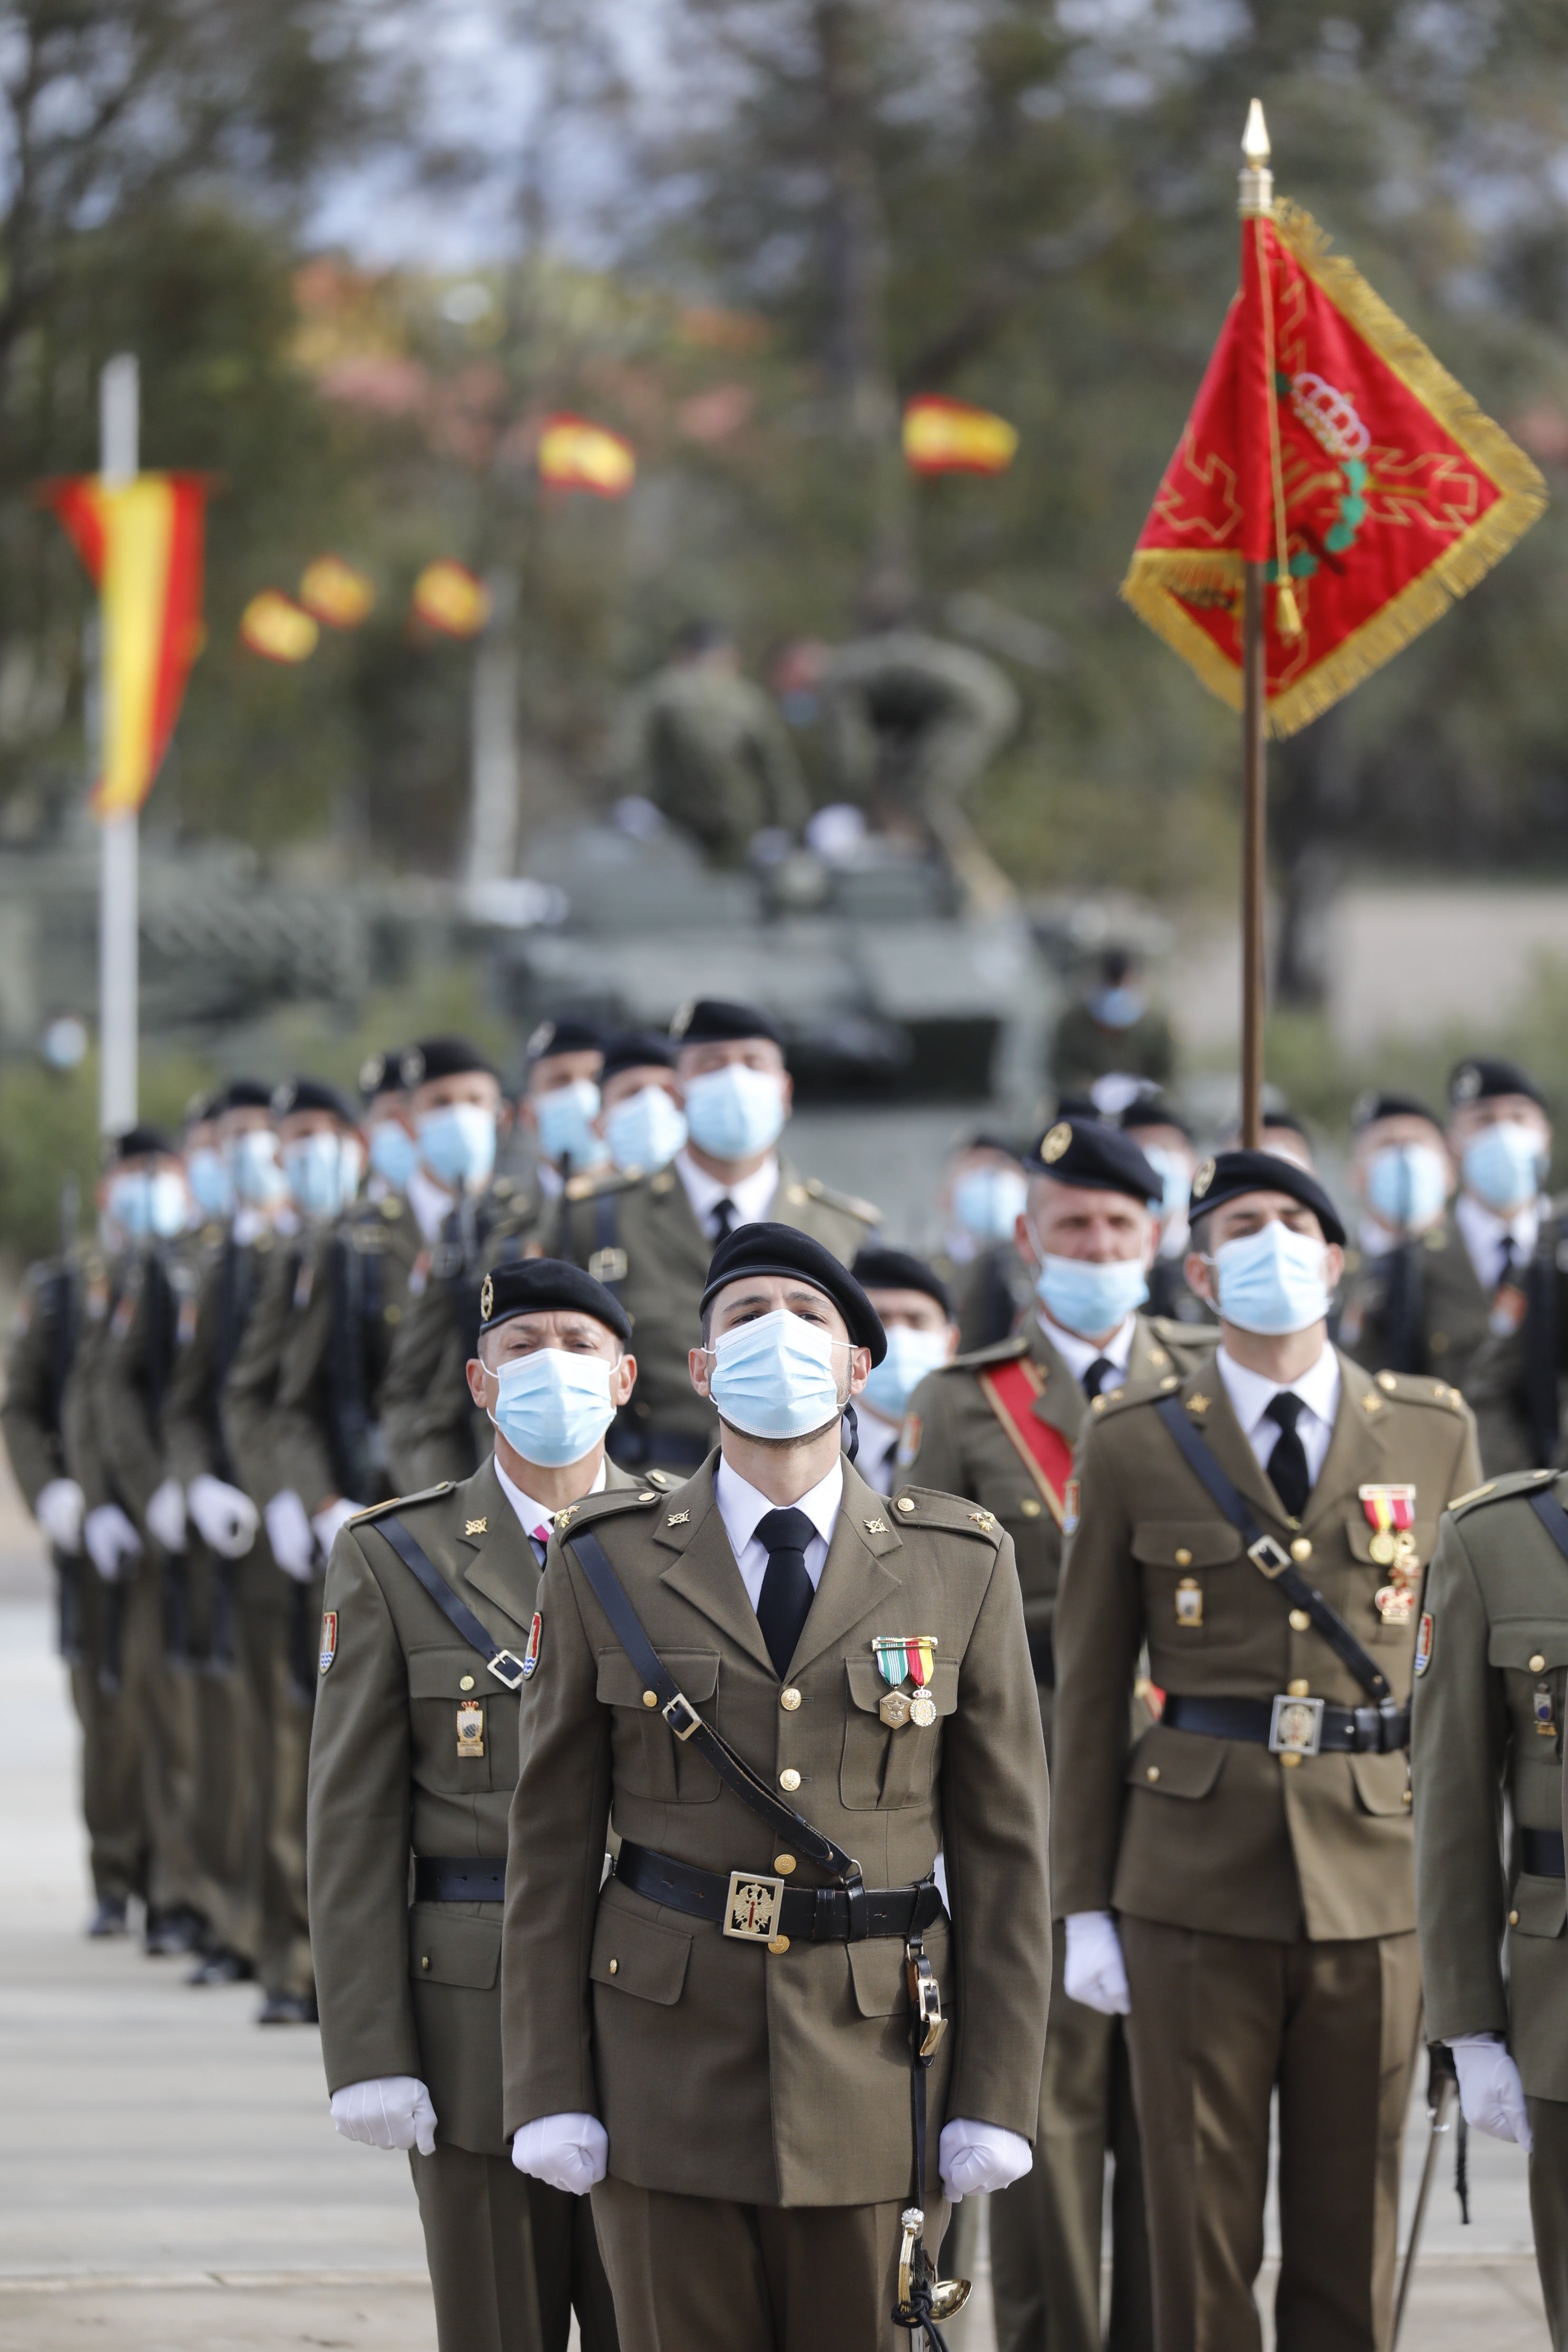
left=946, top=1331, right=1030, bottom=1374
left=644, top=1467, right=679, bottom=1488
left=888, top=1485, right=1004, bottom=1545
left=1449, top=1467, right=1559, bottom=1518
left=781, top=1174, right=883, bottom=1226
left=552, top=1482, right=663, bottom=1533
left=564, top=1167, right=633, bottom=1204
left=1364, top=1367, right=1469, bottom=1413
left=348, top=1483, right=455, bottom=1525
left=1090, top=1374, right=1182, bottom=1422
left=1145, top=1314, right=1219, bottom=1353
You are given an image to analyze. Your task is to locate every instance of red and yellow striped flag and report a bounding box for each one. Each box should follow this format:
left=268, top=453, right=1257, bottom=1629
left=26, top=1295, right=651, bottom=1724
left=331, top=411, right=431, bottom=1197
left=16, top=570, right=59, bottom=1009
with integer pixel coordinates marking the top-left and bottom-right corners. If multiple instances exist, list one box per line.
left=903, top=396, right=1018, bottom=476
left=43, top=474, right=208, bottom=819
left=538, top=414, right=635, bottom=497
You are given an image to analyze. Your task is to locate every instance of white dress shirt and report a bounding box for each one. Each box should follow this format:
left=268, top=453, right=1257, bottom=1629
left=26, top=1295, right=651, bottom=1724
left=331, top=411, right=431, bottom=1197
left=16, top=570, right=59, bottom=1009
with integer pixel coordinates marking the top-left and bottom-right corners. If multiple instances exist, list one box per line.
left=494, top=1454, right=607, bottom=1542
left=406, top=1163, right=458, bottom=1245
left=1216, top=1342, right=1342, bottom=1492
left=675, top=1148, right=780, bottom=1242
left=854, top=1410, right=900, bottom=1496
left=714, top=1456, right=842, bottom=1612
left=1455, top=1190, right=1541, bottom=1293
left=1038, top=1311, right=1136, bottom=1390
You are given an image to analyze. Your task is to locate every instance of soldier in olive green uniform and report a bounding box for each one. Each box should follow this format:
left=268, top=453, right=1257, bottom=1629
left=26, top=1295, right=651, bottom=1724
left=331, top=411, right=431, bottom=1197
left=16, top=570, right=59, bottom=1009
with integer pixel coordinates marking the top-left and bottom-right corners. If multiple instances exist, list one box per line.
left=1053, top=1150, right=1479, bottom=2352
left=1412, top=1467, right=1568, bottom=2347
left=1051, top=948, right=1174, bottom=1108
left=503, top=1224, right=1052, bottom=2352
left=311, top=1260, right=632, bottom=2352
left=554, top=999, right=879, bottom=1476
left=3, top=1237, right=144, bottom=1934
left=929, top=1132, right=1032, bottom=1356
left=907, top=1117, right=1216, bottom=2352
left=609, top=621, right=810, bottom=868
left=1122, top=1096, right=1209, bottom=1327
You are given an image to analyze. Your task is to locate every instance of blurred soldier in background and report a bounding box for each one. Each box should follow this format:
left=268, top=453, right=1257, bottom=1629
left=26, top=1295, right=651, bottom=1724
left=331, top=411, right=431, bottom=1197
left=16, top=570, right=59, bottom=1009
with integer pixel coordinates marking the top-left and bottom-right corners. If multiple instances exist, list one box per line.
left=553, top=999, right=880, bottom=1476
left=1121, top=1096, right=1205, bottom=1325
left=380, top=1033, right=556, bottom=1492
left=610, top=620, right=810, bottom=868
left=818, top=620, right=1018, bottom=840
left=593, top=1030, right=686, bottom=1176
left=849, top=1245, right=958, bottom=1493
left=931, top=1132, right=1031, bottom=1353
left=1337, top=1092, right=1453, bottom=1373
left=1051, top=948, right=1174, bottom=1112
left=360, top=1047, right=419, bottom=1202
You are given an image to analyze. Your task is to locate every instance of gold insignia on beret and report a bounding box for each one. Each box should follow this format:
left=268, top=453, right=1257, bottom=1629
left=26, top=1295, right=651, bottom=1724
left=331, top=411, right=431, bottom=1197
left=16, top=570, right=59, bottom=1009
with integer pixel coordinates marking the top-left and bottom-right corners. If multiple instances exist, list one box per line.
left=465, top=1517, right=487, bottom=1536
left=1192, top=1157, right=1216, bottom=1199
left=1452, top=1063, right=1481, bottom=1102
left=398, top=1046, right=426, bottom=1087
left=525, top=1021, right=556, bottom=1061
left=1042, top=1122, right=1072, bottom=1164
left=669, top=1000, right=695, bottom=1041
left=479, top=1273, right=494, bottom=1320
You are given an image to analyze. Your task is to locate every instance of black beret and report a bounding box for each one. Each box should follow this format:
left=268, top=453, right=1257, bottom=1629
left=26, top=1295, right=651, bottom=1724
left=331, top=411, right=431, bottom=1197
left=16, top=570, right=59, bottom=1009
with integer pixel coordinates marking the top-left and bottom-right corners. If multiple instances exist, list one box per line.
left=958, top=1130, right=1024, bottom=1161
left=1264, top=1104, right=1312, bottom=1140
left=851, top=1244, right=952, bottom=1319
left=1188, top=1148, right=1346, bottom=1247
left=525, top=1016, right=603, bottom=1065
left=701, top=1221, right=886, bottom=1364
left=1120, top=1093, right=1194, bottom=1144
left=1052, top=1093, right=1106, bottom=1124
left=221, top=1078, right=276, bottom=1114
left=670, top=997, right=786, bottom=1051
left=183, top=1088, right=224, bottom=1126
left=600, top=1028, right=677, bottom=1085
left=1351, top=1089, right=1441, bottom=1133
left=477, top=1256, right=633, bottom=1347
left=271, top=1076, right=358, bottom=1124
left=1023, top=1115, right=1163, bottom=1206
left=104, top=1122, right=177, bottom=1167
left=358, top=1049, right=407, bottom=1102
left=400, top=1035, right=499, bottom=1090
left=1448, top=1055, right=1547, bottom=1113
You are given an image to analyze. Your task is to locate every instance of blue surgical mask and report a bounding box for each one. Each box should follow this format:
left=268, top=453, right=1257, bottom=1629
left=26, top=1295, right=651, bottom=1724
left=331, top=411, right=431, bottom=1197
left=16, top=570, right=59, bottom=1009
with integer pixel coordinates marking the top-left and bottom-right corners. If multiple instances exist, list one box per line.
left=368, top=1118, right=419, bottom=1193
left=418, top=1102, right=497, bottom=1191
left=708, top=1308, right=846, bottom=1440
left=229, top=1128, right=287, bottom=1209
left=953, top=1166, right=1027, bottom=1246
left=489, top=1348, right=616, bottom=1468
left=283, top=1130, right=362, bottom=1221
left=1211, top=1221, right=1330, bottom=1336
left=1034, top=1251, right=1149, bottom=1337
left=109, top=1169, right=185, bottom=1241
left=859, top=1326, right=949, bottom=1422
left=605, top=1084, right=687, bottom=1174
left=185, top=1148, right=232, bottom=1222
left=683, top=1065, right=787, bottom=1161
left=1090, top=986, right=1146, bottom=1030
left=1462, top=1121, right=1545, bottom=1216
left=1366, top=1142, right=1448, bottom=1232
left=533, top=1079, right=608, bottom=1172
left=1141, top=1144, right=1191, bottom=1223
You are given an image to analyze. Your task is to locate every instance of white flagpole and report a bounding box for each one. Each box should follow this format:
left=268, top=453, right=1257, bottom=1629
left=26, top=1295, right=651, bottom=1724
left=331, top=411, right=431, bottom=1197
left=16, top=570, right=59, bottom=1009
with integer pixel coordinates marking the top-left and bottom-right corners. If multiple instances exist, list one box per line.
left=97, top=354, right=139, bottom=1137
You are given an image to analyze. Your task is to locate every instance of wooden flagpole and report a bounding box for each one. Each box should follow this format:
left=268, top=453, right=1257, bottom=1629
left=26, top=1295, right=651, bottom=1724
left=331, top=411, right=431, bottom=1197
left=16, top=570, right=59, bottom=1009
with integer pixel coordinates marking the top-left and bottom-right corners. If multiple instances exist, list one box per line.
left=1237, top=103, right=1272, bottom=1150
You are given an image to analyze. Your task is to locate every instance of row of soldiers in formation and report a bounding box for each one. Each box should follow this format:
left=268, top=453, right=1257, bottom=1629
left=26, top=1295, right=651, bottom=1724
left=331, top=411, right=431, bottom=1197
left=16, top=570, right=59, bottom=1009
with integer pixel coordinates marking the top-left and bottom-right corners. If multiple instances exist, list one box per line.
left=5, top=1003, right=1567, bottom=2352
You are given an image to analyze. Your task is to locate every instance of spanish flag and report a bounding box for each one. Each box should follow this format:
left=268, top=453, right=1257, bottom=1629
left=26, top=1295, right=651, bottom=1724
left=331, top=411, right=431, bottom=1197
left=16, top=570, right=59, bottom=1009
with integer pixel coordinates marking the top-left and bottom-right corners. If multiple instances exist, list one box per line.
left=43, top=474, right=208, bottom=819
left=411, top=560, right=491, bottom=637
left=538, top=414, right=636, bottom=497
left=903, top=396, right=1018, bottom=476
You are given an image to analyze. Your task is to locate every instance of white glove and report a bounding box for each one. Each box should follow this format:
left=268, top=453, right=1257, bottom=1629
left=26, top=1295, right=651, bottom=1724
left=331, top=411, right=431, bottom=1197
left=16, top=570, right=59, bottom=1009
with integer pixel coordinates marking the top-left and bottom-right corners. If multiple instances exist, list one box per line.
left=1064, top=1910, right=1132, bottom=2016
left=188, top=1473, right=260, bottom=1560
left=1451, top=2035, right=1533, bottom=2151
left=84, top=1503, right=143, bottom=1582
left=939, top=2118, right=1032, bottom=2202
left=264, top=1488, right=318, bottom=1582
left=511, top=2111, right=609, bottom=2194
left=312, top=1497, right=365, bottom=1556
left=35, top=1477, right=86, bottom=1554
left=145, top=1475, right=188, bottom=1553
left=330, top=2075, right=438, bottom=2155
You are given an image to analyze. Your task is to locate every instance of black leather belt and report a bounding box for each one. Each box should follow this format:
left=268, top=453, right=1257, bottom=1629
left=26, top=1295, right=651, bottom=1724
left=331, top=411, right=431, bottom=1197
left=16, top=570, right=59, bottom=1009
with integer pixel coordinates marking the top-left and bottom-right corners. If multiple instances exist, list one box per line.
left=1521, top=1827, right=1566, bottom=1878
left=413, top=1856, right=506, bottom=1903
left=1161, top=1692, right=1410, bottom=1755
left=614, top=1840, right=944, bottom=1944
left=1028, top=1629, right=1055, bottom=1688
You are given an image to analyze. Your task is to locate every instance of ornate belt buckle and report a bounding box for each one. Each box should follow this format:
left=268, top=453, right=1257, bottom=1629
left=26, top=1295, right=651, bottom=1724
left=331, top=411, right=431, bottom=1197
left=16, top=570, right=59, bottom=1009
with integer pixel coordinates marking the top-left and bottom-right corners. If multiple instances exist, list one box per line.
left=1247, top=1533, right=1292, bottom=1579
left=1269, top=1693, right=1325, bottom=1757
left=723, top=1870, right=785, bottom=1941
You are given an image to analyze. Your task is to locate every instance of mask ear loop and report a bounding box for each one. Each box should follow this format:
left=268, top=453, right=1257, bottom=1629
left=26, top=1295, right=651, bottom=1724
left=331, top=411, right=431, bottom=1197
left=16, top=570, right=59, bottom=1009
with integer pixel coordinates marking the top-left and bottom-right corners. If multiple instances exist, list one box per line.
left=841, top=1400, right=860, bottom=1464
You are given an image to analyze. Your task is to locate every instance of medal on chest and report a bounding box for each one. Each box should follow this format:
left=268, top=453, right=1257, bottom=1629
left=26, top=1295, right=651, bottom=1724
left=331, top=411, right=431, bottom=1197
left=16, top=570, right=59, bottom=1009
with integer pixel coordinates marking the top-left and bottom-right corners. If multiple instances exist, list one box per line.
left=1359, top=1484, right=1418, bottom=1623
left=456, top=1699, right=485, bottom=1759
left=1535, top=1680, right=1558, bottom=1740
left=873, top=1635, right=939, bottom=1728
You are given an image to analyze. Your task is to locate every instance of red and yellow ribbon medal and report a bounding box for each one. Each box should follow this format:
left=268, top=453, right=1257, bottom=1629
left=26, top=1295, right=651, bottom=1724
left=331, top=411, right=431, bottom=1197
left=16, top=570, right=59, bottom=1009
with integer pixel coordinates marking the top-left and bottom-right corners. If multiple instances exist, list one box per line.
left=1359, top=1485, right=1417, bottom=1623
left=873, top=1636, right=939, bottom=1728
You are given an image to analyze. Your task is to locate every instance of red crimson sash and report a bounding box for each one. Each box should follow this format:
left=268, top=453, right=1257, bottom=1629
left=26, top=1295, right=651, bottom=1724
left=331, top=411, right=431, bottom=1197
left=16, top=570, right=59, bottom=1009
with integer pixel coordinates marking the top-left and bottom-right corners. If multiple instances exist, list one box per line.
left=978, top=1358, right=1075, bottom=1527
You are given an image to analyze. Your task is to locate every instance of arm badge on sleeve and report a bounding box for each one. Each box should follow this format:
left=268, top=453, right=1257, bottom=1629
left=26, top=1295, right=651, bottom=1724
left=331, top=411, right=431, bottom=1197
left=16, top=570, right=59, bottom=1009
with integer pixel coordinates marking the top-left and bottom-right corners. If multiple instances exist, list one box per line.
left=1414, top=1611, right=1434, bottom=1677
left=319, top=1610, right=338, bottom=1674
left=522, top=1612, right=543, bottom=1678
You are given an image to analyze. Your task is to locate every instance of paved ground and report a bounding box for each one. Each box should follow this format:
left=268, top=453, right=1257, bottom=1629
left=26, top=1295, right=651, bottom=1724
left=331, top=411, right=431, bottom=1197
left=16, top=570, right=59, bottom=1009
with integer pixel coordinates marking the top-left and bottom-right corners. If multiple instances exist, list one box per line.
left=0, top=1503, right=1549, bottom=2348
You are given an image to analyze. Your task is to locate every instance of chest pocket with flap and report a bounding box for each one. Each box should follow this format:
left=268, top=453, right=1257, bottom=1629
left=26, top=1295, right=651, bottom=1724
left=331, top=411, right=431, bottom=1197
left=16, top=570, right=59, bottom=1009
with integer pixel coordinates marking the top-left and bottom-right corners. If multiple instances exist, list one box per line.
left=596, top=1648, right=722, bottom=1803
left=1489, top=1621, right=1568, bottom=1762
left=1132, top=1522, right=1242, bottom=1648
left=408, top=1644, right=515, bottom=1792
left=841, top=1655, right=958, bottom=1810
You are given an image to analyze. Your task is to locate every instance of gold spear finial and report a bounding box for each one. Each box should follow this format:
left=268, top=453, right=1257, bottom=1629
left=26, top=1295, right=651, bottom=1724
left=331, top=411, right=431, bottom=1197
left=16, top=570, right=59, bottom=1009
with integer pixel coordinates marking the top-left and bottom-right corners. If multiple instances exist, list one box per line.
left=1238, top=99, right=1273, bottom=218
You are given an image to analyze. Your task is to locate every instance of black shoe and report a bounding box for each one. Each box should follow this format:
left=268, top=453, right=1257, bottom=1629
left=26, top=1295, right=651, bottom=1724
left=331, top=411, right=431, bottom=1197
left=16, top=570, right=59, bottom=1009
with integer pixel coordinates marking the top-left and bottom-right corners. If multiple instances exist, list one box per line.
left=256, top=1991, right=318, bottom=2025
left=187, top=1948, right=255, bottom=1986
left=86, top=1896, right=130, bottom=1939
left=144, top=1905, right=205, bottom=1956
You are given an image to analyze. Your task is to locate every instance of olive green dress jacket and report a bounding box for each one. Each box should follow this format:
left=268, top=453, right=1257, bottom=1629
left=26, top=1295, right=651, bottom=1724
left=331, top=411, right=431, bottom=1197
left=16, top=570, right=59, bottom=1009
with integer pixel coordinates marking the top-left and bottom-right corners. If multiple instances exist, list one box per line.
left=1052, top=1352, right=1479, bottom=1944
left=499, top=1454, right=1051, bottom=2208
left=307, top=1452, right=641, bottom=2154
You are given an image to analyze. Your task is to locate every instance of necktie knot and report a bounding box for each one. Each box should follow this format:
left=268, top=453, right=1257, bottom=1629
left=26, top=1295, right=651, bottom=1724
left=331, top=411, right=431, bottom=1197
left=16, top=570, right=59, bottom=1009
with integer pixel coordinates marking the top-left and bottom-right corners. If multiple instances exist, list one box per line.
left=712, top=1195, right=737, bottom=1242
left=1265, top=1390, right=1304, bottom=1435
left=1083, top=1356, right=1117, bottom=1400
left=756, top=1506, right=816, bottom=1554
left=1498, top=1235, right=1517, bottom=1287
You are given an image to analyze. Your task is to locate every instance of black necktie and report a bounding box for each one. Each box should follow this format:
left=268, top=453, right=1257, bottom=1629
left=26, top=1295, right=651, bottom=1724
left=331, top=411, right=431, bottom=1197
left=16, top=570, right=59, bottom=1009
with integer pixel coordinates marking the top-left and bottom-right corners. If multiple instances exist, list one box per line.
left=754, top=1507, right=817, bottom=1678
left=1497, top=1235, right=1517, bottom=1290
left=1083, top=1356, right=1117, bottom=1400
left=712, top=1196, right=737, bottom=1242
left=1264, top=1391, right=1311, bottom=1522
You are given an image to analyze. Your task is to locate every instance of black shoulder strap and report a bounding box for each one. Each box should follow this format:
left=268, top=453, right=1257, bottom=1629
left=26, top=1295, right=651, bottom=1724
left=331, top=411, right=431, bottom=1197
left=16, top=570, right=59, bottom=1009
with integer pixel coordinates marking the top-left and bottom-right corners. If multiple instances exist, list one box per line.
left=1154, top=1397, right=1393, bottom=1706
left=566, top=1523, right=864, bottom=1894
left=374, top=1513, right=531, bottom=1690
left=1528, top=1486, right=1568, bottom=1564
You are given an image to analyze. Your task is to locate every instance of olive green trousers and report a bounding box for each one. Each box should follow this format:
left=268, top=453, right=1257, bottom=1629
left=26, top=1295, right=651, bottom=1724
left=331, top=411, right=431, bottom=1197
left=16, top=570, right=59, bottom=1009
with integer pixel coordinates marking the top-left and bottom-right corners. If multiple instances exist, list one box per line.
left=409, top=2143, right=619, bottom=2352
